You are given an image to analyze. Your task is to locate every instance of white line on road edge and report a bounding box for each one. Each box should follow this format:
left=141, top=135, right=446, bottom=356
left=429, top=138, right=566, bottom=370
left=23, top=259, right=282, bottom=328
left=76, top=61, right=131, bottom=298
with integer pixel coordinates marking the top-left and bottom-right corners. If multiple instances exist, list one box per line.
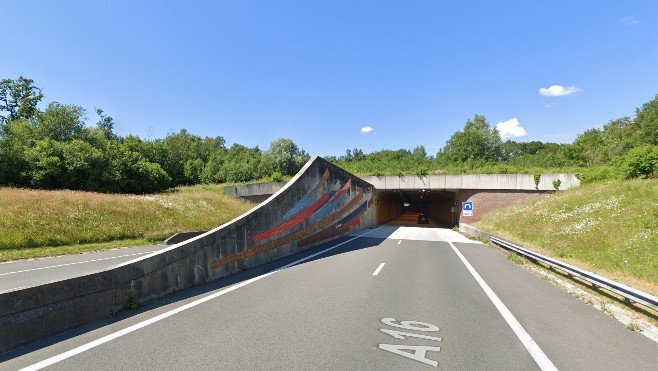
left=0, top=251, right=157, bottom=277
left=21, top=226, right=383, bottom=371
left=447, top=241, right=558, bottom=371
left=372, top=263, right=385, bottom=276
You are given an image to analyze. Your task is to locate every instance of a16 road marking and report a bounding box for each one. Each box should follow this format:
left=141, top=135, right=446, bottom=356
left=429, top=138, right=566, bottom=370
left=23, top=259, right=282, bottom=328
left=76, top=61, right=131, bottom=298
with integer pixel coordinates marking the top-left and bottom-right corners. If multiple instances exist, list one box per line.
left=378, top=318, right=441, bottom=367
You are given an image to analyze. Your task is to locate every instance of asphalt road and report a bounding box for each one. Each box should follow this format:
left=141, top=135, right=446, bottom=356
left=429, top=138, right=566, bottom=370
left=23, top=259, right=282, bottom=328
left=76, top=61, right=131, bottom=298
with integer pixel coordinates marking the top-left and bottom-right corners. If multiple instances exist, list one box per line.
left=0, top=245, right=166, bottom=293
left=2, top=226, right=657, bottom=370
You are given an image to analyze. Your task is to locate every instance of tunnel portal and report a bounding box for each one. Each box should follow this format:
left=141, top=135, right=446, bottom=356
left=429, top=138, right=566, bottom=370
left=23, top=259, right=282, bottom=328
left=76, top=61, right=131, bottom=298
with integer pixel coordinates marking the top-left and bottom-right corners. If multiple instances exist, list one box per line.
left=375, top=188, right=457, bottom=227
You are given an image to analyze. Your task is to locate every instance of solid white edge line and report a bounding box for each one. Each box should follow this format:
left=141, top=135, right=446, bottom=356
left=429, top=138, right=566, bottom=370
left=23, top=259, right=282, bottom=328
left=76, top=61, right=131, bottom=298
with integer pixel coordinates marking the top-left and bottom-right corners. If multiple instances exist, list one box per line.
left=372, top=263, right=385, bottom=276
left=447, top=241, right=558, bottom=371
left=0, top=251, right=156, bottom=277
left=21, top=226, right=382, bottom=371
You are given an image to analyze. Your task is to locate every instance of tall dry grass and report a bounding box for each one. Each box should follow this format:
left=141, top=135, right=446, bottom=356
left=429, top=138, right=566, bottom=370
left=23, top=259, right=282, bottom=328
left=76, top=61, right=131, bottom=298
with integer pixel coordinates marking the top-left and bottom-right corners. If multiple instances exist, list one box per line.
left=476, top=178, right=658, bottom=295
left=0, top=185, right=254, bottom=258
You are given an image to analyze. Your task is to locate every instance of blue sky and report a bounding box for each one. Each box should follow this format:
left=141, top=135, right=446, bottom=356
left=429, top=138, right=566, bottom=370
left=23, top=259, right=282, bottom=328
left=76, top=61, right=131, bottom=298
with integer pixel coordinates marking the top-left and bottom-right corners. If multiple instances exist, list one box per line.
left=3, top=1, right=658, bottom=157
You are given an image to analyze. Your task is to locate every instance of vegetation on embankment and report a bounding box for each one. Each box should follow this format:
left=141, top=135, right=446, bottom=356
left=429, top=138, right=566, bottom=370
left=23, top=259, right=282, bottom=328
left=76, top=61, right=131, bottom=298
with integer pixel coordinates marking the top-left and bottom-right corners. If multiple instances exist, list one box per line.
left=475, top=178, right=658, bottom=296
left=0, top=185, right=254, bottom=261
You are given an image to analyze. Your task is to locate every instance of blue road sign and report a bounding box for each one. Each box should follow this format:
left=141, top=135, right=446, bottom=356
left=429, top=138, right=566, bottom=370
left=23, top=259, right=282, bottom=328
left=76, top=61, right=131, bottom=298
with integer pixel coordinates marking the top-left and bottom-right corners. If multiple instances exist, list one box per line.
left=462, top=201, right=473, bottom=216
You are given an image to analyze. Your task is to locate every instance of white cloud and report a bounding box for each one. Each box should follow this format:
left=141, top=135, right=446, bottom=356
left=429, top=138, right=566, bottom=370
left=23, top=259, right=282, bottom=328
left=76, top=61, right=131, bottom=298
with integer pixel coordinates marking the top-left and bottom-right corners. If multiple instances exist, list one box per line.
left=360, top=126, right=375, bottom=134
left=539, top=85, right=581, bottom=97
left=620, top=16, right=640, bottom=26
left=496, top=118, right=527, bottom=139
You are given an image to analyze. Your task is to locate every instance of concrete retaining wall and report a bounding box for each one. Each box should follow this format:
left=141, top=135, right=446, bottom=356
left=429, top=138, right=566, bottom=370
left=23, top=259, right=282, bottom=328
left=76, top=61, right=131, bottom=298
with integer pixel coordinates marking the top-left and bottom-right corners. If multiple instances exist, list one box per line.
left=0, top=157, right=375, bottom=354
left=223, top=182, right=287, bottom=197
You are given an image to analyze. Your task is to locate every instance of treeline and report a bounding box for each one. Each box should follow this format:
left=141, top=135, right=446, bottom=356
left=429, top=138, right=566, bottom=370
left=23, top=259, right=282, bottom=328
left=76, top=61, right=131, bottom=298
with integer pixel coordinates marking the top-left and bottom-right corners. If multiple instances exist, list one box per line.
left=0, top=77, right=309, bottom=194
left=2, top=76, right=656, bottom=194
left=329, top=94, right=658, bottom=182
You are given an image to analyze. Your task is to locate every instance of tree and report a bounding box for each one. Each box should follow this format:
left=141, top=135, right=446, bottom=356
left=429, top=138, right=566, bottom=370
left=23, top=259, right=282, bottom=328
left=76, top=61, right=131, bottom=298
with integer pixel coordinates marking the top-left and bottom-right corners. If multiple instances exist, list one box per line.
left=103, top=141, right=171, bottom=194
left=634, top=94, right=658, bottom=145
left=0, top=119, right=35, bottom=186
left=264, top=138, right=310, bottom=176
left=36, top=102, right=86, bottom=142
left=160, top=129, right=205, bottom=185
left=0, top=77, right=43, bottom=124
left=601, top=117, right=638, bottom=159
left=94, top=108, right=118, bottom=141
left=24, top=138, right=65, bottom=189
left=412, top=145, right=427, bottom=160
left=200, top=152, right=226, bottom=184
left=184, top=158, right=204, bottom=184
left=60, top=140, right=105, bottom=190
left=570, top=129, right=607, bottom=167
left=352, top=148, right=366, bottom=162
left=439, top=114, right=503, bottom=165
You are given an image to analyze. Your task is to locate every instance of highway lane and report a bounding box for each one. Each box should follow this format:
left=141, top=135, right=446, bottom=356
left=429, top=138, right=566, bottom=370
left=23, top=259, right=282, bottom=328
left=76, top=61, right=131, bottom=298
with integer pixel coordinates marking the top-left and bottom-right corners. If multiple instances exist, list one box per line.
left=2, top=226, right=657, bottom=370
left=0, top=244, right=166, bottom=293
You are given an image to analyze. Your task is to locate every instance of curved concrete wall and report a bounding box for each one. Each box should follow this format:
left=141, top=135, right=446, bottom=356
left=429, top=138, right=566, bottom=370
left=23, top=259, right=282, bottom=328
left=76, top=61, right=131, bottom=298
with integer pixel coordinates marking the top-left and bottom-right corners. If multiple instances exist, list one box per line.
left=0, top=157, right=375, bottom=354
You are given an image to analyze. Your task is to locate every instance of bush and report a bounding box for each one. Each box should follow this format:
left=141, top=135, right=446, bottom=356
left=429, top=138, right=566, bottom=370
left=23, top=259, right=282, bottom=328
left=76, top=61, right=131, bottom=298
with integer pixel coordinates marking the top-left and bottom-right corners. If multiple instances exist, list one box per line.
left=621, top=145, right=658, bottom=179
left=271, top=171, right=283, bottom=182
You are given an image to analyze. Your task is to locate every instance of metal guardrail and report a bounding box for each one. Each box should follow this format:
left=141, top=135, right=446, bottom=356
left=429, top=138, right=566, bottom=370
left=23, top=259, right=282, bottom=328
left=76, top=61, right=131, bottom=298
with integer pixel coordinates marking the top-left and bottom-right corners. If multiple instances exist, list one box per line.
left=490, top=236, right=658, bottom=313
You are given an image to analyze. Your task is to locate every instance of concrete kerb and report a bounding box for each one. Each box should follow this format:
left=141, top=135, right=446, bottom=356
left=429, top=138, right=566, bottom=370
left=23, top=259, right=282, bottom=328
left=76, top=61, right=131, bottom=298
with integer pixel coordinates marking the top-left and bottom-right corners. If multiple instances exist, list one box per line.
left=458, top=223, right=494, bottom=241
left=0, top=157, right=376, bottom=355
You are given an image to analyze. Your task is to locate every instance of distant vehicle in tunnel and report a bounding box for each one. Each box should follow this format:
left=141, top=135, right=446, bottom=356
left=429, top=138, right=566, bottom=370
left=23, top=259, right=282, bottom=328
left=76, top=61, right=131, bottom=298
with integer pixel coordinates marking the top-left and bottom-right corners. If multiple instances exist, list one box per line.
left=418, top=213, right=428, bottom=224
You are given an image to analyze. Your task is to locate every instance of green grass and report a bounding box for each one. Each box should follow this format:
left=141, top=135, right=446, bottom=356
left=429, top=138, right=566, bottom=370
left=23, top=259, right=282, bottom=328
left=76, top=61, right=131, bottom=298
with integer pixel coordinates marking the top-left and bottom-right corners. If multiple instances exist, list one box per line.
left=475, top=178, right=658, bottom=296
left=0, top=185, right=255, bottom=261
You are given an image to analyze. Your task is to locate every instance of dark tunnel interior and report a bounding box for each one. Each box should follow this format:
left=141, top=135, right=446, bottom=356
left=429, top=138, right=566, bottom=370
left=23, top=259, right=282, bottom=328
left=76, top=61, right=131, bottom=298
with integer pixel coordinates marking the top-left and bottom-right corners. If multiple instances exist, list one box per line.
left=375, top=189, right=457, bottom=227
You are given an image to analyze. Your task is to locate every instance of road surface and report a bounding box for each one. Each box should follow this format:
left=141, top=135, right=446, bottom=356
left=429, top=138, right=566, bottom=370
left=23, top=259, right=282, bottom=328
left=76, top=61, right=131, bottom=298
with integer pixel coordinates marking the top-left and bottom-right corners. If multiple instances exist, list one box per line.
left=0, top=245, right=166, bottom=293
left=1, top=225, right=657, bottom=370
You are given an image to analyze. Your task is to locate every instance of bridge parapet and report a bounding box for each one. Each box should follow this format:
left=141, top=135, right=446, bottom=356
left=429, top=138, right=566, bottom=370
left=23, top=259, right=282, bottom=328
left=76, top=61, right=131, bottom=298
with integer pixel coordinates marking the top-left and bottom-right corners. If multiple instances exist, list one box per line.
left=362, top=173, right=579, bottom=191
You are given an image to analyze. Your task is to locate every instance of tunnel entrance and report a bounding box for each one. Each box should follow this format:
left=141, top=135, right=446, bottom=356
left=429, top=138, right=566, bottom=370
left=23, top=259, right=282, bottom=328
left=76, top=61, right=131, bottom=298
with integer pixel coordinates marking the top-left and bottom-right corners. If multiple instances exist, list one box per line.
left=375, top=189, right=457, bottom=227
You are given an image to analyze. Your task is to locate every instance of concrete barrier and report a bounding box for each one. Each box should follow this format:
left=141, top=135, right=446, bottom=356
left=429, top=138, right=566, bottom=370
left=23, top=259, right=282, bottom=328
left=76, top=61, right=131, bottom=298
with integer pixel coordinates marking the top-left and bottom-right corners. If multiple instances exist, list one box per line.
left=0, top=157, right=375, bottom=354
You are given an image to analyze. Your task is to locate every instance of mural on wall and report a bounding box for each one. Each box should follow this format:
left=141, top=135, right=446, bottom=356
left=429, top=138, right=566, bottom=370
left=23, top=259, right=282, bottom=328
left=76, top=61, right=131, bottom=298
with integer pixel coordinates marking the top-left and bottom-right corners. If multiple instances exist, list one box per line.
left=211, top=168, right=373, bottom=269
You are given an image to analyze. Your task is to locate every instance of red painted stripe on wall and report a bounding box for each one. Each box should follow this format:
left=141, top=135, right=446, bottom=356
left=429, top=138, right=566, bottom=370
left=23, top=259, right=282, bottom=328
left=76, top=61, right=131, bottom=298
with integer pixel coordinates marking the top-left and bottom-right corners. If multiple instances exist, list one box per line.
left=331, top=178, right=351, bottom=202
left=297, top=201, right=369, bottom=248
left=253, top=192, right=330, bottom=243
left=348, top=216, right=361, bottom=227
left=211, top=191, right=366, bottom=269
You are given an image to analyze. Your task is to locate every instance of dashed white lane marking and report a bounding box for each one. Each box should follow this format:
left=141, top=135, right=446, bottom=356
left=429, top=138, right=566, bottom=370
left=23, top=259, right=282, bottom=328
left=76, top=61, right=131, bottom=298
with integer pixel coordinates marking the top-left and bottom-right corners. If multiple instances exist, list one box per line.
left=372, top=263, right=385, bottom=276
left=21, top=226, right=383, bottom=371
left=397, top=240, right=402, bottom=245
left=448, top=241, right=557, bottom=371
left=0, top=251, right=157, bottom=277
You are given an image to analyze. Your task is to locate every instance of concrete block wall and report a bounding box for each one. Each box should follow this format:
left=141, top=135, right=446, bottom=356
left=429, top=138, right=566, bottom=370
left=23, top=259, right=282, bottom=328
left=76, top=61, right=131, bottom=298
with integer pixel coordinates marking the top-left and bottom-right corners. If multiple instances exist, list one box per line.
left=0, top=157, right=375, bottom=354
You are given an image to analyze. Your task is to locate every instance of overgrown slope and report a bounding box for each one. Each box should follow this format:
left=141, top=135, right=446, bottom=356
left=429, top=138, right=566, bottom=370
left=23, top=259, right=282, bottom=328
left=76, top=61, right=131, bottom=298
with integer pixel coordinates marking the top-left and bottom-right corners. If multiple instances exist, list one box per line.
left=475, top=179, right=658, bottom=295
left=0, top=185, right=254, bottom=260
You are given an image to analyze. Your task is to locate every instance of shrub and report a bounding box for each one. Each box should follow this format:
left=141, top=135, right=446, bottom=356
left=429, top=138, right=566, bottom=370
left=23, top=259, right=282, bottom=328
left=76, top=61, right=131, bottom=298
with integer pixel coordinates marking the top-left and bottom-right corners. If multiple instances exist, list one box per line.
left=621, top=145, right=658, bottom=179
left=271, top=171, right=283, bottom=182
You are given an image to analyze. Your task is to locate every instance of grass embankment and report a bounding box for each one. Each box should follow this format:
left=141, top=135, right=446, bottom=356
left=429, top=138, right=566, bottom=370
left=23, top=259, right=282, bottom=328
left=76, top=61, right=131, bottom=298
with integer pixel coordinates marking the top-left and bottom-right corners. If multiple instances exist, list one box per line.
left=0, top=185, right=255, bottom=261
left=475, top=178, right=658, bottom=296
